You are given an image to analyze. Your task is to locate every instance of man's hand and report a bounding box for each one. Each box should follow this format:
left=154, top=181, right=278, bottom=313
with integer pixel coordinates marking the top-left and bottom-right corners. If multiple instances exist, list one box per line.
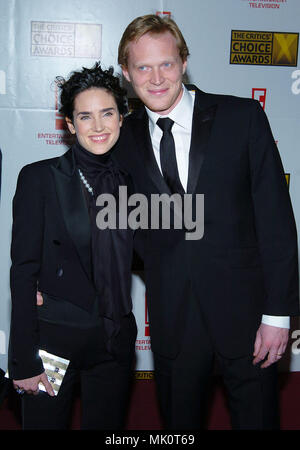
left=37, top=291, right=43, bottom=306
left=253, top=323, right=289, bottom=368
left=13, top=371, right=55, bottom=396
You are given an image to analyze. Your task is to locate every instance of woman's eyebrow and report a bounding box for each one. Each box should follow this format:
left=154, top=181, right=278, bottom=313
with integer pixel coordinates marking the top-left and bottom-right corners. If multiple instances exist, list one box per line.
left=77, top=107, right=116, bottom=116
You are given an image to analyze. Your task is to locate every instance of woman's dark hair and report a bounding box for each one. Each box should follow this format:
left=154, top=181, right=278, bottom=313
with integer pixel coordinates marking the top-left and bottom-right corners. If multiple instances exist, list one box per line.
left=56, top=62, right=128, bottom=120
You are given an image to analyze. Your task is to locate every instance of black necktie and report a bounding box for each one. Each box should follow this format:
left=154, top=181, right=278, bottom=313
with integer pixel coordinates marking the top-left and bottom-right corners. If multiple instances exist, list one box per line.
left=157, top=118, right=184, bottom=194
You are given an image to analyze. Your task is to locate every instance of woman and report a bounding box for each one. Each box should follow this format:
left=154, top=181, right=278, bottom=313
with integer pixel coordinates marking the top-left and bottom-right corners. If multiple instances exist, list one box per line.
left=9, top=62, right=137, bottom=429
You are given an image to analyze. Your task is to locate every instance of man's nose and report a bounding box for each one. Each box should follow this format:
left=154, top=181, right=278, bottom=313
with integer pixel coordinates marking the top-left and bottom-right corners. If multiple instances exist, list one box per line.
left=150, top=67, right=164, bottom=85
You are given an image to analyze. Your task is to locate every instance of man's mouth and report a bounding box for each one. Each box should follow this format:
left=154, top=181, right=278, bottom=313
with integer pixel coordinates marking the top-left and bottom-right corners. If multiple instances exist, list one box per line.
left=148, top=88, right=169, bottom=96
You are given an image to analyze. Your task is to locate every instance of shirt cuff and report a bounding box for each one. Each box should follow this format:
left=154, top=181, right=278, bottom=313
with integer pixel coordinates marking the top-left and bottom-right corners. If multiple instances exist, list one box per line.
left=261, top=314, right=290, bottom=329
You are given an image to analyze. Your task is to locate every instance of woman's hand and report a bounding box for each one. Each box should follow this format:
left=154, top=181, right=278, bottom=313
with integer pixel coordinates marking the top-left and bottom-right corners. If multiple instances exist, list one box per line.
left=13, top=371, right=55, bottom=396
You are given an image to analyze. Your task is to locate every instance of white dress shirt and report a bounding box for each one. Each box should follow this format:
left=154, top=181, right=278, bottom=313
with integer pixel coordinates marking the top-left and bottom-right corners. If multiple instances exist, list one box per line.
left=145, top=85, right=289, bottom=329
left=146, top=85, right=194, bottom=192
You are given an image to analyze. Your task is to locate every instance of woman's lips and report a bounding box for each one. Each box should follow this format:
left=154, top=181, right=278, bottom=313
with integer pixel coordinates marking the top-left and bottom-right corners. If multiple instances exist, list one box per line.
left=89, top=134, right=109, bottom=143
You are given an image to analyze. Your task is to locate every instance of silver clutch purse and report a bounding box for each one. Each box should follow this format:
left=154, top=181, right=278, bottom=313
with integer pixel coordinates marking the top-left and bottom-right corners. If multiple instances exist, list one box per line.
left=6, top=349, right=70, bottom=396
left=38, top=350, right=70, bottom=396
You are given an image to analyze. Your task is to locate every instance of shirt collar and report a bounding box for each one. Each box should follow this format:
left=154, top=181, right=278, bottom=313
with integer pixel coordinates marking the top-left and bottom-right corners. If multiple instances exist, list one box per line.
left=146, top=85, right=194, bottom=135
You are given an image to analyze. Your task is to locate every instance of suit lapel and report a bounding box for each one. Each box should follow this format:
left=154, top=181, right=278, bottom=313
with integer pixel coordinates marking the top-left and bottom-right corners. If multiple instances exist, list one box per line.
left=187, top=88, right=217, bottom=194
left=51, top=148, right=92, bottom=281
left=128, top=88, right=217, bottom=196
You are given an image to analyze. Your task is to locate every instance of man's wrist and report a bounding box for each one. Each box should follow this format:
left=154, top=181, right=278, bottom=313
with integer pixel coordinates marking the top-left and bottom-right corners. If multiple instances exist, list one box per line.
left=261, top=314, right=290, bottom=329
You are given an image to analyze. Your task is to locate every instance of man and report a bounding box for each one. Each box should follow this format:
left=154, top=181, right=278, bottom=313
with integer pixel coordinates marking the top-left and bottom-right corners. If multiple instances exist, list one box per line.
left=113, top=15, right=299, bottom=429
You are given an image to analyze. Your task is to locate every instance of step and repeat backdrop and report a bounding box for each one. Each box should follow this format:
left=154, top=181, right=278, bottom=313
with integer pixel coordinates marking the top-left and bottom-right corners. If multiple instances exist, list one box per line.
left=0, top=0, right=299, bottom=376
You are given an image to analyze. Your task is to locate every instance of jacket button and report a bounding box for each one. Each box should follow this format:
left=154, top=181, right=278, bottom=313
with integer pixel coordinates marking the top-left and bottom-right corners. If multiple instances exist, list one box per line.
left=56, top=268, right=63, bottom=277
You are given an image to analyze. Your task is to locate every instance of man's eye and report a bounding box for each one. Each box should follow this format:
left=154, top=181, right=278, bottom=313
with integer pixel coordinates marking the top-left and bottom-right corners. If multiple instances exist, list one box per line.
left=138, top=66, right=148, bottom=71
left=80, top=115, right=90, bottom=120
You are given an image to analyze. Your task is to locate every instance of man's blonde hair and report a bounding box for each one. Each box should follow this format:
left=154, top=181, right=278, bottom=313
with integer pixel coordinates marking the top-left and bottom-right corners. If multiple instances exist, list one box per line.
left=118, top=14, right=190, bottom=67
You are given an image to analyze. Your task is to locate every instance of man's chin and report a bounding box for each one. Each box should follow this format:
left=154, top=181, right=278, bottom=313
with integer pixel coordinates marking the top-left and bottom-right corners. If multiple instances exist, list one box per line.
left=144, top=99, right=174, bottom=114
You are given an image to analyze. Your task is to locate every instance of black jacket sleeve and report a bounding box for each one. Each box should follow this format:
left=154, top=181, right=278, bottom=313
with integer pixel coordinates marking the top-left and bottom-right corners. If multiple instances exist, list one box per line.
left=249, top=100, right=299, bottom=316
left=9, top=164, right=44, bottom=379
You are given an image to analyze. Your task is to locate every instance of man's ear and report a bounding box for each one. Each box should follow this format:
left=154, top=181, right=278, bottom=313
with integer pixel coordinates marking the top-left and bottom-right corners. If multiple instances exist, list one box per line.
left=65, top=117, right=75, bottom=134
left=119, top=114, right=124, bottom=127
left=182, top=59, right=187, bottom=75
left=121, top=65, right=131, bottom=83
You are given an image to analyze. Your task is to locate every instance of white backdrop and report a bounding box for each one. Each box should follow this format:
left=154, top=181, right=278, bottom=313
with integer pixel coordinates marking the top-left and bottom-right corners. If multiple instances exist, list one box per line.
left=0, top=0, right=299, bottom=374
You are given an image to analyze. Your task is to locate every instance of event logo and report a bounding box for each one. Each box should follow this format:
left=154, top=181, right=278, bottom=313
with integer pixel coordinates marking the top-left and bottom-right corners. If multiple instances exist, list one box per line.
left=291, top=69, right=300, bottom=95
left=55, top=112, right=65, bottom=131
left=252, top=88, right=267, bottom=109
left=145, top=295, right=150, bottom=337
left=0, top=70, right=6, bottom=95
left=31, top=22, right=102, bottom=58
left=230, top=30, right=299, bottom=66
left=135, top=371, right=153, bottom=380
left=156, top=11, right=171, bottom=17
left=135, top=294, right=152, bottom=379
left=244, top=0, right=288, bottom=10
left=285, top=173, right=290, bottom=188
left=37, top=86, right=72, bottom=146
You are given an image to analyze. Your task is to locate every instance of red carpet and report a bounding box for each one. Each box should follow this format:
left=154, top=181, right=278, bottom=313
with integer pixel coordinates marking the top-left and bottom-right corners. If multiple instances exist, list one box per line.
left=1, top=373, right=300, bottom=430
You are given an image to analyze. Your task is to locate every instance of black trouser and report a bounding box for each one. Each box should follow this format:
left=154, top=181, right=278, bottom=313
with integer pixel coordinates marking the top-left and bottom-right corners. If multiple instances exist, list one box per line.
left=153, top=298, right=279, bottom=430
left=22, top=357, right=133, bottom=430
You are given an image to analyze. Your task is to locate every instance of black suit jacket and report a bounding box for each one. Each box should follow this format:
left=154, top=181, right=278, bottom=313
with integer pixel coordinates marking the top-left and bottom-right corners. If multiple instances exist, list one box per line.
left=9, top=148, right=134, bottom=379
left=114, top=86, right=299, bottom=359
